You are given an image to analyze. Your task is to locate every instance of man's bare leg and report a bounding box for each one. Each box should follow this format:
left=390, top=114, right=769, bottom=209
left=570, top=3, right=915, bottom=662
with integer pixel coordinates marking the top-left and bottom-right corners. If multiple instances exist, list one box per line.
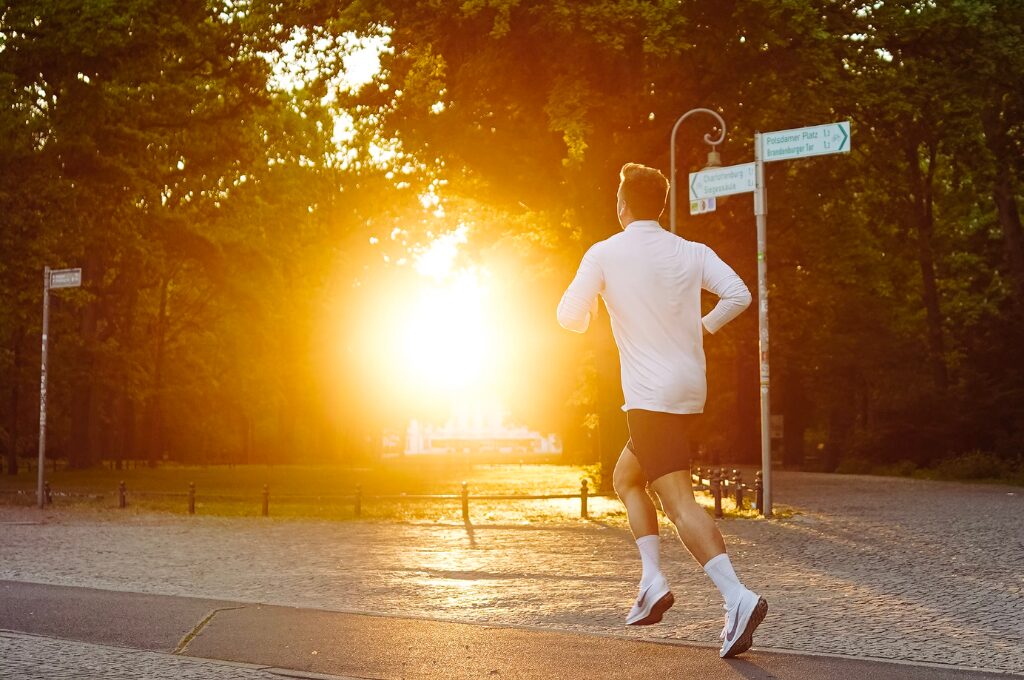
left=613, top=446, right=674, bottom=625
left=651, top=468, right=767, bottom=657
left=612, top=445, right=658, bottom=539
left=649, top=469, right=725, bottom=565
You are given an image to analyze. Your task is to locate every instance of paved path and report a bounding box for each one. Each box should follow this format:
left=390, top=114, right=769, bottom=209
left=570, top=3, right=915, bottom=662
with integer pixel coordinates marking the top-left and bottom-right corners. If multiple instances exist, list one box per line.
left=1, top=471, right=1021, bottom=675
left=0, top=581, right=1011, bottom=679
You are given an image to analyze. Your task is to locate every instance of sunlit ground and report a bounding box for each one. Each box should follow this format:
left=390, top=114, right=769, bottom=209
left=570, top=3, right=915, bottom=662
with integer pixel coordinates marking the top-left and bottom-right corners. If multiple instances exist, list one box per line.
left=0, top=462, right=773, bottom=523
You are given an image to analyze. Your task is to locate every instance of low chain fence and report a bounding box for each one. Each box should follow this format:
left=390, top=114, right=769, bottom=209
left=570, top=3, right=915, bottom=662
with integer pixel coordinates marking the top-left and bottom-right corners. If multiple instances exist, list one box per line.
left=6, top=465, right=766, bottom=519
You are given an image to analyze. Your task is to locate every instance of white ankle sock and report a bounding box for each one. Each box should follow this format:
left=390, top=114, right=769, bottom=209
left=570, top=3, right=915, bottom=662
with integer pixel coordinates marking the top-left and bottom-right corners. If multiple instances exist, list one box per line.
left=703, top=553, right=746, bottom=609
left=635, top=534, right=662, bottom=586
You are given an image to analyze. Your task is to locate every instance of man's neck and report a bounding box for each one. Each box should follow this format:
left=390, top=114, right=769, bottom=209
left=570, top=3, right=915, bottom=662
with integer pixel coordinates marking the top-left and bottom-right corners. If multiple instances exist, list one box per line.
left=625, top=219, right=661, bottom=230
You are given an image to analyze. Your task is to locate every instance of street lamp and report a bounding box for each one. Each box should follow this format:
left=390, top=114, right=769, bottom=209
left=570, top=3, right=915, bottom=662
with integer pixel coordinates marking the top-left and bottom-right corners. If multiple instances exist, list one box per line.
left=669, top=108, right=727, bottom=234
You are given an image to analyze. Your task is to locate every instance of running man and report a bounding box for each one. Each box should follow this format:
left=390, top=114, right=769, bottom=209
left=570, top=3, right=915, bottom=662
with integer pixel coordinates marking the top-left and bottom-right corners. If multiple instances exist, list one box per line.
left=556, top=162, right=767, bottom=658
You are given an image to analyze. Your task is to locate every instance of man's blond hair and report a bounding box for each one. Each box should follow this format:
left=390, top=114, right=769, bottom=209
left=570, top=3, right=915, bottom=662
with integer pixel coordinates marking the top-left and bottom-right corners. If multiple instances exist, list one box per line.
left=619, top=163, right=670, bottom=221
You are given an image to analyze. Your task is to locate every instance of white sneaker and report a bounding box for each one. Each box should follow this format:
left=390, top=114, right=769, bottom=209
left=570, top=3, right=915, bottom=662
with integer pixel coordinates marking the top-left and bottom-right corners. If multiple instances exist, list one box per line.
left=625, top=574, right=674, bottom=625
left=719, top=589, right=768, bottom=658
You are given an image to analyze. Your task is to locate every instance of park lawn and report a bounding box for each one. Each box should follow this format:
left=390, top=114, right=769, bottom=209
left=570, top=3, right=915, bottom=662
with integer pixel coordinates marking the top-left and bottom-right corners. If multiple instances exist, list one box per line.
left=0, top=461, right=612, bottom=523
left=0, top=460, right=601, bottom=496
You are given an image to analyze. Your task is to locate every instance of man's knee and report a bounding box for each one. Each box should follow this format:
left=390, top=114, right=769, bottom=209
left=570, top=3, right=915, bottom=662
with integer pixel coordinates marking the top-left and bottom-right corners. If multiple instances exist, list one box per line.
left=654, top=481, right=699, bottom=521
left=612, top=461, right=643, bottom=498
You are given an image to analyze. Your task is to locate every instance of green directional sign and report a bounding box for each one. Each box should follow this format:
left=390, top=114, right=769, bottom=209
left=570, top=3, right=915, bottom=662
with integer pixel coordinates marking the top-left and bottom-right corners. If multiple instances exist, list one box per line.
left=762, top=121, right=850, bottom=162
left=689, top=162, right=756, bottom=201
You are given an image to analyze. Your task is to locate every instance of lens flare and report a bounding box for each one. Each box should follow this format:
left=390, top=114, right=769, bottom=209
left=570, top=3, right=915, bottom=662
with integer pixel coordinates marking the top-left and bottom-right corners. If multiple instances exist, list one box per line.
left=399, top=267, right=493, bottom=394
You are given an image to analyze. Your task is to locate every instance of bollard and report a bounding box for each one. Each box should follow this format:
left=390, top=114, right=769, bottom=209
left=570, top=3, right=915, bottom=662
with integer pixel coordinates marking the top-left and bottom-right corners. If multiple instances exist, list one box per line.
left=755, top=470, right=763, bottom=514
left=43, top=481, right=52, bottom=506
left=188, top=482, right=196, bottom=515
left=734, top=470, right=744, bottom=510
left=712, top=469, right=723, bottom=518
left=261, top=484, right=269, bottom=517
left=355, top=484, right=362, bottom=517
left=461, top=481, right=469, bottom=523
left=580, top=478, right=589, bottom=519
left=118, top=481, right=126, bottom=509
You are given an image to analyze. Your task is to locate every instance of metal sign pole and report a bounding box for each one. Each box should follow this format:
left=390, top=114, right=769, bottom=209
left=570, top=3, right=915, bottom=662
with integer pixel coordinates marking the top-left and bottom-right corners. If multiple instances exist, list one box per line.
left=754, top=133, right=772, bottom=518
left=37, top=266, right=51, bottom=509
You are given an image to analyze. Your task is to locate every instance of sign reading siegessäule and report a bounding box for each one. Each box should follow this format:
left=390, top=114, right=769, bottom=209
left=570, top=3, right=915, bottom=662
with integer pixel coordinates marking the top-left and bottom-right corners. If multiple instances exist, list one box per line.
left=689, top=162, right=756, bottom=201
left=49, top=268, right=82, bottom=289
left=762, top=121, right=850, bottom=162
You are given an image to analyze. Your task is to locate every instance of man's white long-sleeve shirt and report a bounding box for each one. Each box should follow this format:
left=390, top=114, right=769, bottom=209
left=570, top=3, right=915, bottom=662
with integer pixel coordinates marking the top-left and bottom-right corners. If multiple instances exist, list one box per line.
left=557, top=220, right=751, bottom=414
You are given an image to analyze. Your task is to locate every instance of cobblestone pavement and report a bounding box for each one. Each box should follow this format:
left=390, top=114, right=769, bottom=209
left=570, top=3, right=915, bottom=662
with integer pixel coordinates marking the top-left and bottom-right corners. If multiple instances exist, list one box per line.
left=0, top=632, right=348, bottom=680
left=1, top=472, right=1021, bottom=674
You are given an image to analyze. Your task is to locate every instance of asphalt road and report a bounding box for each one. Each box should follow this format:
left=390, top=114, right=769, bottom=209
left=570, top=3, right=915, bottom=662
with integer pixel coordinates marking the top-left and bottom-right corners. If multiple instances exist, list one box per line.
left=1, top=580, right=1015, bottom=680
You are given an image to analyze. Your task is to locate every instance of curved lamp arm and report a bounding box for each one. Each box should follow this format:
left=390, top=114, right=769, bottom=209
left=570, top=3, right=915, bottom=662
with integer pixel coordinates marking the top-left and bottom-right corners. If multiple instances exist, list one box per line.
left=669, top=108, right=727, bottom=234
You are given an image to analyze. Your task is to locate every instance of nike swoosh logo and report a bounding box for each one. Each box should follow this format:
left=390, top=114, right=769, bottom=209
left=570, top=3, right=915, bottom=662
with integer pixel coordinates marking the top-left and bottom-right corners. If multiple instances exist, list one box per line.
left=636, top=583, right=653, bottom=609
left=726, top=610, right=741, bottom=641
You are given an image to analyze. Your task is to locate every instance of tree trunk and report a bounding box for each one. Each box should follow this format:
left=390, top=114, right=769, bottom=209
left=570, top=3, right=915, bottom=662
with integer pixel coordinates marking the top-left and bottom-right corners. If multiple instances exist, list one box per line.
left=781, top=365, right=807, bottom=468
left=981, top=105, right=1024, bottom=300
left=117, top=394, right=136, bottom=470
left=116, top=282, right=138, bottom=470
left=824, top=401, right=854, bottom=473
left=145, top=274, right=169, bottom=467
left=69, top=252, right=101, bottom=469
left=240, top=410, right=252, bottom=464
left=735, top=348, right=759, bottom=466
left=6, top=328, right=23, bottom=475
left=905, top=138, right=948, bottom=390
left=596, top=321, right=626, bottom=494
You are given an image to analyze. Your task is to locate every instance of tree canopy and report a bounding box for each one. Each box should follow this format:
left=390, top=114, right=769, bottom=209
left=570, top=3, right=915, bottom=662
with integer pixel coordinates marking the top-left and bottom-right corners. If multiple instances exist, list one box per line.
left=2, top=0, right=1022, bottom=479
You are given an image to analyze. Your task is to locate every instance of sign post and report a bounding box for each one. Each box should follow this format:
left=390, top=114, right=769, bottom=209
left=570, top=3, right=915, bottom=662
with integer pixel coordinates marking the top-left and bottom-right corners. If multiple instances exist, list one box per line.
left=753, top=133, right=772, bottom=517
left=754, top=121, right=849, bottom=517
left=680, top=119, right=850, bottom=518
left=37, top=266, right=81, bottom=508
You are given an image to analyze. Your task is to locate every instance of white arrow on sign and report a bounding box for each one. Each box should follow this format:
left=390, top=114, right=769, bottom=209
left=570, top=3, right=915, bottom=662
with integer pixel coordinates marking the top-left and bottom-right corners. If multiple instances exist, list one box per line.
left=49, top=268, right=82, bottom=289
left=762, top=121, right=850, bottom=162
left=689, top=162, right=756, bottom=201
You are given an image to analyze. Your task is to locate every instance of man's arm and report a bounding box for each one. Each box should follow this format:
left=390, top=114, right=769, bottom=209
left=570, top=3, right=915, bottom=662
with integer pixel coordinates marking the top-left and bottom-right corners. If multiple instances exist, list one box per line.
left=700, top=245, right=752, bottom=334
left=557, top=247, right=604, bottom=333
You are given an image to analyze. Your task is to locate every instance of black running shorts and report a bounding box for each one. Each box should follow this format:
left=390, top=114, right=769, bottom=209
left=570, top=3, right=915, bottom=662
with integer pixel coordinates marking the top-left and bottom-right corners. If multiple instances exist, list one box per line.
left=625, top=409, right=698, bottom=483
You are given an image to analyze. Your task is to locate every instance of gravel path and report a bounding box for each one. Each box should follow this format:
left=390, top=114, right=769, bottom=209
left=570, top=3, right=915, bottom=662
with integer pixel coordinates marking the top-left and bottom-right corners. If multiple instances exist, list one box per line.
left=0, top=632, right=325, bottom=680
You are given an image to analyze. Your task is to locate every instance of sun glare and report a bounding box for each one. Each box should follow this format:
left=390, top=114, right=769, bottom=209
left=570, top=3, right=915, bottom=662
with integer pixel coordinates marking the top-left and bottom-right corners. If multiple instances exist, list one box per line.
left=400, top=268, right=492, bottom=393
left=394, top=226, right=498, bottom=397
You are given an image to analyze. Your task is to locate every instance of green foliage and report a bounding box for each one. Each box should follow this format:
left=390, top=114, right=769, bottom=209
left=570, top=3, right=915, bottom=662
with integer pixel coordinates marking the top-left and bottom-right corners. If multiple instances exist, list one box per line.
left=2, top=0, right=1022, bottom=475
left=933, top=450, right=1018, bottom=482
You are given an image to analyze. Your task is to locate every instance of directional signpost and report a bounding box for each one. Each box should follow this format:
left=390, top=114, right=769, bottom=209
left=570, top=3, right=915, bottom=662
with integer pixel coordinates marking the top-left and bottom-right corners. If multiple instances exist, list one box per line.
left=689, top=162, right=756, bottom=201
left=751, top=122, right=850, bottom=517
left=688, top=163, right=755, bottom=215
left=674, top=116, right=850, bottom=518
left=37, top=266, right=81, bottom=508
left=762, top=121, right=850, bottom=162
left=49, top=269, right=82, bottom=289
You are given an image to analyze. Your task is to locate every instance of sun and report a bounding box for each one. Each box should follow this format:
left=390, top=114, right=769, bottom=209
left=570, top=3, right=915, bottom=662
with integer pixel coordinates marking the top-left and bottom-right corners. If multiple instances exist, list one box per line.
left=395, top=227, right=498, bottom=397
left=400, top=268, right=492, bottom=394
